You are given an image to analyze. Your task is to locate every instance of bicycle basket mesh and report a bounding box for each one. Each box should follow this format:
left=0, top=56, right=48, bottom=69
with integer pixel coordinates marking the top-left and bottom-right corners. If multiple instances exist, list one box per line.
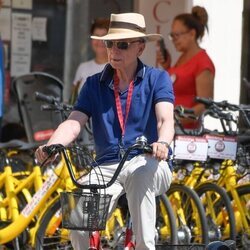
left=67, top=145, right=94, bottom=175
left=60, top=191, right=112, bottom=231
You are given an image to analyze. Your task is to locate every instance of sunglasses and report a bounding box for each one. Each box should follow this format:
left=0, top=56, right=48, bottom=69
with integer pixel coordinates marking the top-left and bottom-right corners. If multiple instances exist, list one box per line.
left=104, top=40, right=143, bottom=50
left=168, top=31, right=190, bottom=40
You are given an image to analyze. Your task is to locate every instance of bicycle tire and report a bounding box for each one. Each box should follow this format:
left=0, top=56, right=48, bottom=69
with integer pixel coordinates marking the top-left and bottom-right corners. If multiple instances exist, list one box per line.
left=195, top=182, right=236, bottom=241
left=227, top=183, right=250, bottom=250
left=156, top=194, right=178, bottom=245
left=35, top=198, right=73, bottom=250
left=167, top=183, right=209, bottom=245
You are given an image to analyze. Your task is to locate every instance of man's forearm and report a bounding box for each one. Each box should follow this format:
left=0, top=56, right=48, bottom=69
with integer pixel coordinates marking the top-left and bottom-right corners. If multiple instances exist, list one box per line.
left=46, top=119, right=81, bottom=146
left=157, top=119, right=175, bottom=146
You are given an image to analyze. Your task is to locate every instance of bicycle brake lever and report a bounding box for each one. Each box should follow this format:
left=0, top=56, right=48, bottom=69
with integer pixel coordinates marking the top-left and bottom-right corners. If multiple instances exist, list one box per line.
left=43, top=144, right=64, bottom=156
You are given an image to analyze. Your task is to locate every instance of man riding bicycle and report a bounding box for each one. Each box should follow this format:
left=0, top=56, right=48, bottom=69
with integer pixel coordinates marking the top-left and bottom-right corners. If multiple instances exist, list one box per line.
left=36, top=12, right=175, bottom=250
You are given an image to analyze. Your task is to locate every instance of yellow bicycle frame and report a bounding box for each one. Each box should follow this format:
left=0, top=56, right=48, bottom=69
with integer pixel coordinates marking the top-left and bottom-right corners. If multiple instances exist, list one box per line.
left=0, top=156, right=75, bottom=245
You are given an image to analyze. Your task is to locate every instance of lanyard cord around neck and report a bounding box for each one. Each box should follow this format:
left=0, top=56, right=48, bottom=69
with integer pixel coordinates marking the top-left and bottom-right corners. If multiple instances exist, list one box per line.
left=113, top=72, right=134, bottom=137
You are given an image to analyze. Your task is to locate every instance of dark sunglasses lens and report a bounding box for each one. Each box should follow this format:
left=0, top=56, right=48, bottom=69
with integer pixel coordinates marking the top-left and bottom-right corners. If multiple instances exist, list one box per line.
left=105, top=40, right=113, bottom=48
left=117, top=42, right=129, bottom=50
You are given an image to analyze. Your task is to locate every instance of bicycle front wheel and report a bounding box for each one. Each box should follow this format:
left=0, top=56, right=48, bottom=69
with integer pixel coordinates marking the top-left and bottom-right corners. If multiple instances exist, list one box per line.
left=167, top=183, right=209, bottom=245
left=156, top=194, right=178, bottom=245
left=228, top=183, right=250, bottom=249
left=35, top=198, right=72, bottom=250
left=195, top=182, right=236, bottom=242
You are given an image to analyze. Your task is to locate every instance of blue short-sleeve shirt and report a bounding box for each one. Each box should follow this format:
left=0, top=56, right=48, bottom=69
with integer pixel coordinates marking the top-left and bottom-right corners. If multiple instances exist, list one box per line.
left=74, top=59, right=174, bottom=164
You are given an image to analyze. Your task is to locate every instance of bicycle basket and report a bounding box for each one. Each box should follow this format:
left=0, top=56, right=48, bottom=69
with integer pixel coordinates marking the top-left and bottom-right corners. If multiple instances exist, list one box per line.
left=60, top=191, right=112, bottom=231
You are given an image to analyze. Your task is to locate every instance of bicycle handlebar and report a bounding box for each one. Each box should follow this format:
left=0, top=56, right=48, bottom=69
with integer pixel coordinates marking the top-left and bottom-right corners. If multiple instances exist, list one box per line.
left=35, top=91, right=58, bottom=105
left=195, top=96, right=250, bottom=129
left=34, top=91, right=73, bottom=112
left=175, top=102, right=238, bottom=136
left=174, top=105, right=197, bottom=119
left=195, top=96, right=236, bottom=110
left=34, top=91, right=73, bottom=123
left=195, top=96, right=250, bottom=112
left=42, top=136, right=153, bottom=190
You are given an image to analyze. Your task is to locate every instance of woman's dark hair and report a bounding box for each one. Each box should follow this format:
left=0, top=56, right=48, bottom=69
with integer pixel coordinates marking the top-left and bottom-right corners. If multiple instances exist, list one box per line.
left=90, top=18, right=110, bottom=35
left=174, top=6, right=208, bottom=40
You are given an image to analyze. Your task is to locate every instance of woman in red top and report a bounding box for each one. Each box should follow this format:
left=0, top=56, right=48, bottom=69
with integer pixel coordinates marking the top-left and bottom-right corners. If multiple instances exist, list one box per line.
left=157, top=6, right=215, bottom=129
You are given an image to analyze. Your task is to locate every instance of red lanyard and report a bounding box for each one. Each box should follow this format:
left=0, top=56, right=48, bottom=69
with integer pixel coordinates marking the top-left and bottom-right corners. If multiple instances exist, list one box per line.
left=114, top=72, right=134, bottom=137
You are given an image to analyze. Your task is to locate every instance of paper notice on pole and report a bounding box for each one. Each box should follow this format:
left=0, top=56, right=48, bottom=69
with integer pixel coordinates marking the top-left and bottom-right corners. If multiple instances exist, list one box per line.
left=2, top=0, right=11, bottom=7
left=10, top=13, right=32, bottom=77
left=32, top=17, right=47, bottom=41
left=12, top=0, right=32, bottom=10
left=0, top=8, right=11, bottom=40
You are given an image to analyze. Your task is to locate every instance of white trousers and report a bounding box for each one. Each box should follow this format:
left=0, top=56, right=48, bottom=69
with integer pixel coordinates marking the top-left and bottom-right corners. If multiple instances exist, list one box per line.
left=69, top=154, right=172, bottom=250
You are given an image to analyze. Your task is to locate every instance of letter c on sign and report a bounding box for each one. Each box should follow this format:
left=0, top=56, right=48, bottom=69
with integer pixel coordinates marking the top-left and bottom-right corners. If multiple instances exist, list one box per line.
left=153, top=0, right=171, bottom=23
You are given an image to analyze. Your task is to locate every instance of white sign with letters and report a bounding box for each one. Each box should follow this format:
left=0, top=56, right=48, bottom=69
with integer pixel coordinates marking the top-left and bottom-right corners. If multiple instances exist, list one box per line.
left=174, top=136, right=208, bottom=161
left=205, top=135, right=237, bottom=160
left=13, top=0, right=33, bottom=10
left=0, top=8, right=11, bottom=40
left=32, top=17, right=47, bottom=42
left=11, top=13, right=32, bottom=76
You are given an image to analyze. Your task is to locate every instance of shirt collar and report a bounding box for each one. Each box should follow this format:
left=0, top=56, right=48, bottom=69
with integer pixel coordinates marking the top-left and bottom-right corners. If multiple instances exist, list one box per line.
left=100, top=58, right=145, bottom=86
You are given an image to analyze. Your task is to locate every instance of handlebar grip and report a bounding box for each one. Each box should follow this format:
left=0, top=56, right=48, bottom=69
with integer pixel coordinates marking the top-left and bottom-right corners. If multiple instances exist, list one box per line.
left=35, top=91, right=57, bottom=104
left=42, top=145, right=54, bottom=156
left=42, top=144, right=64, bottom=156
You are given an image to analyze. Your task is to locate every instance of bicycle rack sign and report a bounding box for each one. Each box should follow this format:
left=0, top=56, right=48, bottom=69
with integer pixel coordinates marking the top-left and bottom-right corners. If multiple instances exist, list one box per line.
left=174, top=136, right=208, bottom=161
left=205, top=135, right=237, bottom=160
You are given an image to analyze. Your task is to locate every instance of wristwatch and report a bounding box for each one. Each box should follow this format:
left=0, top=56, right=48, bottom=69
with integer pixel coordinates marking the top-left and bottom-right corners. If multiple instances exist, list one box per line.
left=157, top=141, right=171, bottom=149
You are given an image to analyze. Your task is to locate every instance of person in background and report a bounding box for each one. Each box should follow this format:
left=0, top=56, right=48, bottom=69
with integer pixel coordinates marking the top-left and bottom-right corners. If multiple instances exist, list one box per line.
left=36, top=12, right=174, bottom=250
left=70, top=18, right=110, bottom=147
left=71, top=17, right=110, bottom=100
left=157, top=6, right=215, bottom=129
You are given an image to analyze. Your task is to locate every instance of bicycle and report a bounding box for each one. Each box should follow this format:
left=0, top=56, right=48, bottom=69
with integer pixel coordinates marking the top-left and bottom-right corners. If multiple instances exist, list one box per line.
left=34, top=136, right=178, bottom=249
left=0, top=139, right=48, bottom=247
left=193, top=97, right=250, bottom=249
left=173, top=105, right=237, bottom=242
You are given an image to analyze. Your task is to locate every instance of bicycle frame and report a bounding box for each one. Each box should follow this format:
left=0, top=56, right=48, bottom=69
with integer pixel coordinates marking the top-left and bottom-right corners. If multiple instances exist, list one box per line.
left=0, top=146, right=45, bottom=222
left=0, top=164, right=20, bottom=221
left=217, top=160, right=250, bottom=235
left=175, top=161, right=234, bottom=239
left=0, top=157, right=75, bottom=245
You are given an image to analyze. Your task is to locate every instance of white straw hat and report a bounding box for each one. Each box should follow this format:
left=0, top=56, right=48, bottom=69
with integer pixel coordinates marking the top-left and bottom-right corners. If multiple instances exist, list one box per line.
left=91, top=13, right=162, bottom=41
